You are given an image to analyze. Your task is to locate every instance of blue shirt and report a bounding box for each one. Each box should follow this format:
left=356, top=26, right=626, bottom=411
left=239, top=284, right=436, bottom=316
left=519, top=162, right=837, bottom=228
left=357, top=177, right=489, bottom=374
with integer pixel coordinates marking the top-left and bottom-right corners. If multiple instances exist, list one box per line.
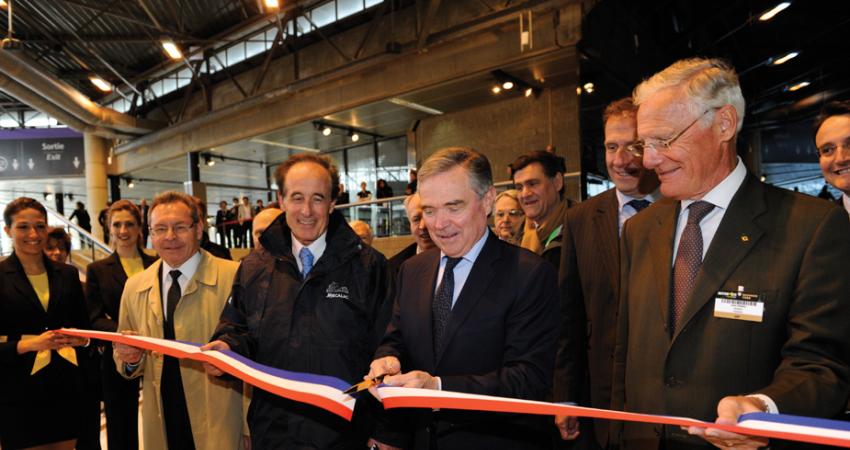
left=434, top=227, right=489, bottom=309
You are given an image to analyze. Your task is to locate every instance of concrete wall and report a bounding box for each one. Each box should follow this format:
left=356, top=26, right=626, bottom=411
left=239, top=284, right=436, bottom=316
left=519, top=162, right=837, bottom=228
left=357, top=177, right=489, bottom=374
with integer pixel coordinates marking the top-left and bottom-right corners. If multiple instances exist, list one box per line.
left=415, top=84, right=581, bottom=200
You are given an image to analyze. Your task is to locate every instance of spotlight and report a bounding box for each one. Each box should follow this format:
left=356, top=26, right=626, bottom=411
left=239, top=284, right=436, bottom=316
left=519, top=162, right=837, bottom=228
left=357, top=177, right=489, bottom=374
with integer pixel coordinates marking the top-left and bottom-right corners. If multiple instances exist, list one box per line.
left=770, top=51, right=799, bottom=66
left=204, top=154, right=215, bottom=167
left=161, top=39, right=183, bottom=60
left=89, top=75, right=112, bottom=92
left=786, top=81, right=810, bottom=92
left=759, top=2, right=791, bottom=21
left=492, top=85, right=502, bottom=94
left=502, top=81, right=514, bottom=90
left=525, top=87, right=534, bottom=97
left=0, top=1, right=7, bottom=8
left=576, top=87, right=582, bottom=95
left=322, top=126, right=332, bottom=136
left=351, top=132, right=360, bottom=143
left=583, top=82, right=595, bottom=94
left=127, top=178, right=135, bottom=189
left=264, top=0, right=279, bottom=9
left=43, top=192, right=54, bottom=201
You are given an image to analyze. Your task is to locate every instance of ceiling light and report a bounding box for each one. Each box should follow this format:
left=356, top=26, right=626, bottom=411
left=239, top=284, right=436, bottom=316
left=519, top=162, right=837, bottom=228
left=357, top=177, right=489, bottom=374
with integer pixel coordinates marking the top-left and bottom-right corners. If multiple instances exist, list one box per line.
left=525, top=87, right=534, bottom=97
left=127, top=178, right=135, bottom=189
left=204, top=154, right=216, bottom=167
left=387, top=98, right=444, bottom=115
left=161, top=40, right=183, bottom=60
left=502, top=81, right=514, bottom=90
left=759, top=2, right=791, bottom=21
left=492, top=85, right=502, bottom=94
left=770, top=51, right=799, bottom=66
left=0, top=1, right=8, bottom=9
left=322, top=126, right=332, bottom=136
left=351, top=132, right=360, bottom=142
left=583, top=82, right=595, bottom=94
left=264, top=0, right=280, bottom=9
left=89, top=75, right=112, bottom=92
left=787, top=81, right=810, bottom=92
left=576, top=87, right=582, bottom=95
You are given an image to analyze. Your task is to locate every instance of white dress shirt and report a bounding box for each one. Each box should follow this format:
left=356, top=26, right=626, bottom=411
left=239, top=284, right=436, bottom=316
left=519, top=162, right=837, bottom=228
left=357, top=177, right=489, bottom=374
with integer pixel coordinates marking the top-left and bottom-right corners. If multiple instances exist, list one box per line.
left=161, top=251, right=202, bottom=321
left=292, top=231, right=328, bottom=274
left=616, top=189, right=661, bottom=235
left=434, top=227, right=489, bottom=309
left=843, top=193, right=850, bottom=217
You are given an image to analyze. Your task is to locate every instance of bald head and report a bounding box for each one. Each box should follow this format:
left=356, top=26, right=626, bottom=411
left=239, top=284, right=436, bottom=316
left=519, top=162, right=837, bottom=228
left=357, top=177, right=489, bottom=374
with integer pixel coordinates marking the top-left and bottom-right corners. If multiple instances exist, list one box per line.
left=252, top=207, right=283, bottom=250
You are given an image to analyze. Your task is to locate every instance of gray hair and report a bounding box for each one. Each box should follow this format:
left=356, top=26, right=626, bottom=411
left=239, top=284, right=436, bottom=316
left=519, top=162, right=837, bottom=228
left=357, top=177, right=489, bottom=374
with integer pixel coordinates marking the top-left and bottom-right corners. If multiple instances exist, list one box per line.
left=633, top=58, right=745, bottom=132
left=418, top=147, right=493, bottom=198
left=495, top=189, right=520, bottom=204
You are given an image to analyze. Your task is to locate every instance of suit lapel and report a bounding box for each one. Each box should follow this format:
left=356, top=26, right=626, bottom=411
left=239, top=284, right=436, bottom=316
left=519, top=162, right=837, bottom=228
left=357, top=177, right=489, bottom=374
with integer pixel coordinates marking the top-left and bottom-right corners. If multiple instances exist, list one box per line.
left=594, top=190, right=620, bottom=295
left=6, top=253, right=48, bottom=315
left=673, top=176, right=766, bottom=340
left=436, top=232, right=499, bottom=365
left=145, top=260, right=165, bottom=329
left=649, top=199, right=679, bottom=331
left=416, top=251, right=440, bottom=369
left=107, top=253, right=128, bottom=287
left=45, top=258, right=63, bottom=320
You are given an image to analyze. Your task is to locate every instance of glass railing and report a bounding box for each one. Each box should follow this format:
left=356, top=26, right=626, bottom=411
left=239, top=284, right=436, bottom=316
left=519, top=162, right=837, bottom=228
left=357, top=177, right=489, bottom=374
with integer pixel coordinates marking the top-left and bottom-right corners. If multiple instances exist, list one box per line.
left=0, top=202, right=111, bottom=272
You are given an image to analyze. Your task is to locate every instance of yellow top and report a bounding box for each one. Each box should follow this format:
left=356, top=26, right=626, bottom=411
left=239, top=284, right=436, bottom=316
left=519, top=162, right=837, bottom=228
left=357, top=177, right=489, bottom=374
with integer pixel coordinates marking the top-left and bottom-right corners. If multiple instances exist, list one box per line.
left=26, top=272, right=50, bottom=311
left=120, top=256, right=145, bottom=278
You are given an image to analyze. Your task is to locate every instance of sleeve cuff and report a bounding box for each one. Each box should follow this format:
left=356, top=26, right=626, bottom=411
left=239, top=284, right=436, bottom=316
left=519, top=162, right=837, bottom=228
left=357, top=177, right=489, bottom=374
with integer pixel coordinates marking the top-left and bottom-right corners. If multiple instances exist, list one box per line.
left=748, top=394, right=779, bottom=414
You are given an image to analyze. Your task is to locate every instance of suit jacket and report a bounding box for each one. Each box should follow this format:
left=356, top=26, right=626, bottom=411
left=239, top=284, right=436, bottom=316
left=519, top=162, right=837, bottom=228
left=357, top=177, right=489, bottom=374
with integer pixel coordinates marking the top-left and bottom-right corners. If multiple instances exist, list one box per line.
left=388, top=242, right=417, bottom=278
left=115, top=250, right=245, bottom=450
left=375, top=231, right=560, bottom=449
left=555, top=188, right=619, bottom=447
left=612, top=175, right=850, bottom=449
left=86, top=251, right=159, bottom=332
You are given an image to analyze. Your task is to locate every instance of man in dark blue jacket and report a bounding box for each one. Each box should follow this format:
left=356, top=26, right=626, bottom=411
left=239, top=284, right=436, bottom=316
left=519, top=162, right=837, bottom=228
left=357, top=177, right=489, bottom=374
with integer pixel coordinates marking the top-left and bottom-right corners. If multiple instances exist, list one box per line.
left=206, top=154, right=394, bottom=449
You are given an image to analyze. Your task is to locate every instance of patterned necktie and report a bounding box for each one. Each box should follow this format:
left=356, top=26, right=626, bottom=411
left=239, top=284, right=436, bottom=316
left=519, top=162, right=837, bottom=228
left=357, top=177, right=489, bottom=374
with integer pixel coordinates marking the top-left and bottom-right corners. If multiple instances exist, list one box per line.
left=627, top=199, right=651, bottom=212
left=299, top=247, right=314, bottom=278
left=671, top=201, right=715, bottom=332
left=432, top=257, right=463, bottom=359
left=166, top=270, right=182, bottom=330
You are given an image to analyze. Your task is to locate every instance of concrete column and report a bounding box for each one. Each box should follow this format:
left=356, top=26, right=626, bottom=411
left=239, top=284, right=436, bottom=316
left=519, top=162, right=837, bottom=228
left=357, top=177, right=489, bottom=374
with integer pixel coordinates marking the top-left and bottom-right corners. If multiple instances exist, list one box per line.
left=84, top=133, right=109, bottom=241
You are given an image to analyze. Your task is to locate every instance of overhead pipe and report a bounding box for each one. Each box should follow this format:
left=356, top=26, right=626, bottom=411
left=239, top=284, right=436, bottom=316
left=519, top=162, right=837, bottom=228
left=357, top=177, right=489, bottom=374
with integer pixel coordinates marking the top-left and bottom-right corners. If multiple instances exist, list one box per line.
left=0, top=49, right=163, bottom=135
left=0, top=72, right=137, bottom=140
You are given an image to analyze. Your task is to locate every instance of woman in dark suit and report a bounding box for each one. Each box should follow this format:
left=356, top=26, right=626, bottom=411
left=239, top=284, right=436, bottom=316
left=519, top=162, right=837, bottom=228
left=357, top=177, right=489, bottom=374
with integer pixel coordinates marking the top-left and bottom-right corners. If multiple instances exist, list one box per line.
left=86, top=200, right=157, bottom=450
left=0, top=197, right=90, bottom=450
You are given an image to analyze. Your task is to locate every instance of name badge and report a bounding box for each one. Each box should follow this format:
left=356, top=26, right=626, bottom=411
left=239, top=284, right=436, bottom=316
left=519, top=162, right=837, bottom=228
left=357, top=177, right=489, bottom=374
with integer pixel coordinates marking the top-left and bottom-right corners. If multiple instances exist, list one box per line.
left=714, top=289, right=763, bottom=322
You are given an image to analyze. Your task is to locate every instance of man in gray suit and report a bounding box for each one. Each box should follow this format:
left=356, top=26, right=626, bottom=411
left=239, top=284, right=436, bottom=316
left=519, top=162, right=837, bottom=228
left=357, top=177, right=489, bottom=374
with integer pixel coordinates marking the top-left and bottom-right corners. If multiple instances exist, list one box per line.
left=612, top=58, right=850, bottom=450
left=554, top=97, right=659, bottom=448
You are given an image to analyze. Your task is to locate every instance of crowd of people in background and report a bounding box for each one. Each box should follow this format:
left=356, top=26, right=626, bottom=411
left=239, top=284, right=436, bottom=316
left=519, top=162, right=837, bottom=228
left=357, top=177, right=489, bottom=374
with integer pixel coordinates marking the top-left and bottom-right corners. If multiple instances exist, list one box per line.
left=2, top=57, right=850, bottom=450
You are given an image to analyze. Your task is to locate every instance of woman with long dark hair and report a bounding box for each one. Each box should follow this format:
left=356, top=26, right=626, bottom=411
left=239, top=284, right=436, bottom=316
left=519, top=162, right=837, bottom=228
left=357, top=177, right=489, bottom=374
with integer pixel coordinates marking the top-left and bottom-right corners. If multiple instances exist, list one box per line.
left=0, top=197, right=90, bottom=450
left=86, top=200, right=158, bottom=450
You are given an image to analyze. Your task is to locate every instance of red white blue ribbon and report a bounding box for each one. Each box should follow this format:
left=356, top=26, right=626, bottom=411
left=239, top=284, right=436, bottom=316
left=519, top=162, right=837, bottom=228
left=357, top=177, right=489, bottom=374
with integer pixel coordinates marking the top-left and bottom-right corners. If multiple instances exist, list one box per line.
left=58, top=328, right=850, bottom=448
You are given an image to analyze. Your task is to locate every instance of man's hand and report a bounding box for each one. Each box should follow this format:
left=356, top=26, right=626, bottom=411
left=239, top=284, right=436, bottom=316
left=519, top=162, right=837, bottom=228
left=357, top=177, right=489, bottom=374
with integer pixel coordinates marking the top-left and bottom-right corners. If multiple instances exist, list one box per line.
left=199, top=340, right=231, bottom=376
left=686, top=396, right=770, bottom=449
left=114, top=330, right=144, bottom=364
left=366, top=356, right=401, bottom=400
left=382, top=370, right=439, bottom=390
left=554, top=415, right=580, bottom=441
left=366, top=438, right=403, bottom=450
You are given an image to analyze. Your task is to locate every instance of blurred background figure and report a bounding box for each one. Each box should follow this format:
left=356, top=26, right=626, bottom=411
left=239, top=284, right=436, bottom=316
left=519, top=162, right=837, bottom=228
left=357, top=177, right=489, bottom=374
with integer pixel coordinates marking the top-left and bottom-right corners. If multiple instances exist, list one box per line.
left=493, top=189, right=525, bottom=245
left=191, top=197, right=232, bottom=260
left=69, top=201, right=92, bottom=233
left=357, top=181, right=372, bottom=202
left=376, top=179, right=393, bottom=199
left=349, top=219, right=374, bottom=246
left=215, top=200, right=232, bottom=248
left=252, top=207, right=283, bottom=251
left=337, top=183, right=350, bottom=205
left=388, top=193, right=435, bottom=276
left=44, top=226, right=72, bottom=264
left=405, top=169, right=418, bottom=195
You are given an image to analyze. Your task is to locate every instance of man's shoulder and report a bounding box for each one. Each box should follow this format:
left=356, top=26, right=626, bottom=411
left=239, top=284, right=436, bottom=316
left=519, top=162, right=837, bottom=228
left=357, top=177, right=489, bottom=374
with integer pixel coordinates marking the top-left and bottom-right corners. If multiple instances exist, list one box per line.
left=389, top=242, right=417, bottom=265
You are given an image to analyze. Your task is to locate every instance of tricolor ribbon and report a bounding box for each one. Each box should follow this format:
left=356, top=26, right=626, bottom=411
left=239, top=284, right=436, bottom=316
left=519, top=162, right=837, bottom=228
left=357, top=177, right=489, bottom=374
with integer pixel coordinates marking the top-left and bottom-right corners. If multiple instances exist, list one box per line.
left=55, top=328, right=850, bottom=448
left=22, top=334, right=78, bottom=375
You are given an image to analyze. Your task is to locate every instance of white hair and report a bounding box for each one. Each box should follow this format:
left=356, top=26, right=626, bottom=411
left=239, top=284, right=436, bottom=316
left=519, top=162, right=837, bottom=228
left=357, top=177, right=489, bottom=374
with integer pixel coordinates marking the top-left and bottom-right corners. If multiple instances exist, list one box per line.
left=633, top=58, right=746, bottom=132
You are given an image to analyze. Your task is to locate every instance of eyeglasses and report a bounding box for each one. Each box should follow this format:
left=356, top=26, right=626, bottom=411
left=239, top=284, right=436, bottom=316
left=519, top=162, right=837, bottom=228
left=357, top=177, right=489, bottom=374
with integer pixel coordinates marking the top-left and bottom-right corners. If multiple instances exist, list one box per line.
left=494, top=209, right=524, bottom=219
left=150, top=222, right=196, bottom=237
left=817, top=138, right=850, bottom=158
left=627, top=109, right=714, bottom=157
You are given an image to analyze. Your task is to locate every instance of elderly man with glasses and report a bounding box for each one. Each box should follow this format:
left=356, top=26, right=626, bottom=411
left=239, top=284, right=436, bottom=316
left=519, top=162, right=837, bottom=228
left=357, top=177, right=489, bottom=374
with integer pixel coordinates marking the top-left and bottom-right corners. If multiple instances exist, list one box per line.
left=610, top=58, right=850, bottom=450
left=114, top=191, right=245, bottom=450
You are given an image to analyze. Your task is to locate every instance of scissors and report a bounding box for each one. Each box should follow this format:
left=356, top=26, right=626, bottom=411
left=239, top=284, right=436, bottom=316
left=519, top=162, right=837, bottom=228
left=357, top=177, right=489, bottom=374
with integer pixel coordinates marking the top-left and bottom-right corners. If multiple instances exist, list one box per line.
left=342, top=374, right=386, bottom=395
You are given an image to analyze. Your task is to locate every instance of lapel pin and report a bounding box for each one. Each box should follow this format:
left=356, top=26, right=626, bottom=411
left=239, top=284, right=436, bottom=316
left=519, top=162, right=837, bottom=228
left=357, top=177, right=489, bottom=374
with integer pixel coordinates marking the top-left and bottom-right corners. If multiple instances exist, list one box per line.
left=740, top=235, right=749, bottom=242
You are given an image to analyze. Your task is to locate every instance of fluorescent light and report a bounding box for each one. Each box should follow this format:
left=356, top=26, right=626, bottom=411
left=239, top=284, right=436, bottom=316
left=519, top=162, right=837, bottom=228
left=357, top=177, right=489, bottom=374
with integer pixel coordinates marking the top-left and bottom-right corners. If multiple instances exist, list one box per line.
left=787, top=81, right=810, bottom=92
left=491, top=85, right=502, bottom=94
left=250, top=138, right=321, bottom=153
left=264, top=0, right=279, bottom=8
left=387, top=98, right=444, bottom=115
left=759, top=2, right=791, bottom=21
left=502, top=81, right=514, bottom=90
left=89, top=75, right=112, bottom=92
left=771, top=51, right=799, bottom=65
left=161, top=40, right=183, bottom=59
left=351, top=133, right=360, bottom=142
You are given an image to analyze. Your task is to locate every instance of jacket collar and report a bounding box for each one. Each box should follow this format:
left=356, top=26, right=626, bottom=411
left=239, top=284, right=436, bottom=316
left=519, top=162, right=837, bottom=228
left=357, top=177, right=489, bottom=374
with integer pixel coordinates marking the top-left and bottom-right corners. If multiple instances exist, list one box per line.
left=3, top=251, right=63, bottom=315
left=260, top=210, right=361, bottom=270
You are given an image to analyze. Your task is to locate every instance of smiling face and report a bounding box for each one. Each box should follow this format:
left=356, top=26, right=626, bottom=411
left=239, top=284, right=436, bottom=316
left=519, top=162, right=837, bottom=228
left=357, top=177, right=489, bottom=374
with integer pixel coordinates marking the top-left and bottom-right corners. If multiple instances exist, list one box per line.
left=149, top=201, right=202, bottom=267
left=513, top=162, right=563, bottom=224
left=419, top=166, right=494, bottom=258
left=405, top=194, right=434, bottom=251
left=605, top=115, right=658, bottom=196
left=281, top=161, right=336, bottom=246
left=45, top=237, right=69, bottom=263
left=110, top=209, right=141, bottom=253
left=493, top=195, right=524, bottom=240
left=816, top=115, right=850, bottom=195
left=4, top=208, right=48, bottom=258
left=638, top=88, right=736, bottom=200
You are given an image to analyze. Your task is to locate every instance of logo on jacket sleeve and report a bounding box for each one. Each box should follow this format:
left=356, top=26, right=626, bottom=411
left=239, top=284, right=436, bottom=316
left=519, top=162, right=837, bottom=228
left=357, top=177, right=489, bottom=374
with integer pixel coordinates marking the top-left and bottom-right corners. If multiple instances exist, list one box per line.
left=326, top=282, right=350, bottom=300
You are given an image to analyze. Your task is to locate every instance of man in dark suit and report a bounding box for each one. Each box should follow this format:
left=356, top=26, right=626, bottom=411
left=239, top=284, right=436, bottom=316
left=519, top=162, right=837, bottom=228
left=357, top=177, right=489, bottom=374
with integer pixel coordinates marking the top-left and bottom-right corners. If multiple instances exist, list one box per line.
left=368, top=147, right=560, bottom=449
left=611, top=58, right=850, bottom=450
left=388, top=193, right=435, bottom=277
left=814, top=100, right=850, bottom=217
left=554, top=98, right=659, bottom=448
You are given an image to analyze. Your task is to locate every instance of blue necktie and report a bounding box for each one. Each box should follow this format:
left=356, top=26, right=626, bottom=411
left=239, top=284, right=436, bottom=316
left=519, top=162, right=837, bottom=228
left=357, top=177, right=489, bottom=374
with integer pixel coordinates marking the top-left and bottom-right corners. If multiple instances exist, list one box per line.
left=299, top=247, right=314, bottom=278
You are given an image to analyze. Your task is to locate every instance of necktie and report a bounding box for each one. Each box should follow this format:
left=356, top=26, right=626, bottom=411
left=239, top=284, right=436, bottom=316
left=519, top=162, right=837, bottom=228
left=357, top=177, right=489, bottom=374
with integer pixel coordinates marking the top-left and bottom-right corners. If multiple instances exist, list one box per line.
left=166, top=270, right=182, bottom=328
left=627, top=199, right=651, bottom=212
left=671, top=201, right=715, bottom=332
left=432, top=257, right=463, bottom=359
left=299, top=247, right=314, bottom=278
